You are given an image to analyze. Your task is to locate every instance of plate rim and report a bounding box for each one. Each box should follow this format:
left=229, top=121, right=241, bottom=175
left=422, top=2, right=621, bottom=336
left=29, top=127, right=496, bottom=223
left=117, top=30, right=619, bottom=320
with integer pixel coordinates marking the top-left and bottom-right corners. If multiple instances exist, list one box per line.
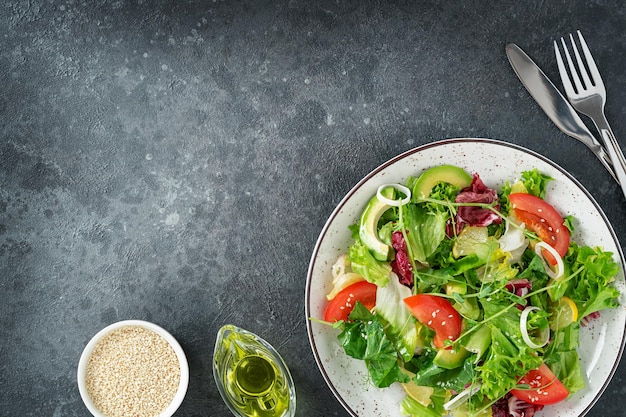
left=305, top=137, right=626, bottom=417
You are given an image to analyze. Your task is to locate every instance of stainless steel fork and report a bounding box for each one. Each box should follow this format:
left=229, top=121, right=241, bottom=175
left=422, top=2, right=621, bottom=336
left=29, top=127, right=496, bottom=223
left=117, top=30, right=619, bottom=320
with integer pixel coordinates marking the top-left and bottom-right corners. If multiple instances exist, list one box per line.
left=554, top=30, right=626, bottom=197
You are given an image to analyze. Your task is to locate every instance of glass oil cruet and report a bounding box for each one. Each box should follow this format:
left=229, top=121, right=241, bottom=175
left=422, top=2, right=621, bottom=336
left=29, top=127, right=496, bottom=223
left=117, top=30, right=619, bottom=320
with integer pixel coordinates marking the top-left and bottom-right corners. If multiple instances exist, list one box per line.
left=213, top=324, right=296, bottom=417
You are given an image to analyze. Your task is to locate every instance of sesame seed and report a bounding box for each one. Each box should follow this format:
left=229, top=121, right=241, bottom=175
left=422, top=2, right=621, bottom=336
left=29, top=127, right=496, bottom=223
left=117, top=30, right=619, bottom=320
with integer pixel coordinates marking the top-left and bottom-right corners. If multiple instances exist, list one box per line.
left=85, top=325, right=180, bottom=417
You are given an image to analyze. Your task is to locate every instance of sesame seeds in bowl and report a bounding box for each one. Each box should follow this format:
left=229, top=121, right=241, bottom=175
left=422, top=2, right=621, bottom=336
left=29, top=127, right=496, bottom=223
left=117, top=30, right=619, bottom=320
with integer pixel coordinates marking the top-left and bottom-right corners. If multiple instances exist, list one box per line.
left=77, top=320, right=189, bottom=417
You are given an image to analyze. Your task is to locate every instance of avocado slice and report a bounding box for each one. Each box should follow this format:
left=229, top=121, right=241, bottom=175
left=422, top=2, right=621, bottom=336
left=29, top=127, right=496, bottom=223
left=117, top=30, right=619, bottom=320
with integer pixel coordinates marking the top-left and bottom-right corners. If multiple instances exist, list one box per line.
left=445, top=281, right=468, bottom=296
left=359, top=187, right=395, bottom=261
left=464, top=324, right=492, bottom=362
left=412, top=165, right=473, bottom=200
left=433, top=346, right=470, bottom=370
left=445, top=281, right=480, bottom=320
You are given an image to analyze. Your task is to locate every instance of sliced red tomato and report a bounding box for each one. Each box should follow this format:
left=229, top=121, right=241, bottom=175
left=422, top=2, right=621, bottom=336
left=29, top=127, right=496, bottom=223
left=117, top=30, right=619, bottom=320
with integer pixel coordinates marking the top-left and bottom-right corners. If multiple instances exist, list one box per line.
left=324, top=280, right=377, bottom=322
left=510, top=363, right=569, bottom=405
left=403, top=294, right=462, bottom=348
left=509, top=193, right=570, bottom=265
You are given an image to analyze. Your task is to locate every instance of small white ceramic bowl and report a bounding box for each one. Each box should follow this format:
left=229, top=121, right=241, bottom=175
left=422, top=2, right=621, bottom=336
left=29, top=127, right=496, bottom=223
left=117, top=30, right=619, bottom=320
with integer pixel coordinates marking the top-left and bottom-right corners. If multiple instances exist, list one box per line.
left=77, top=320, right=189, bottom=417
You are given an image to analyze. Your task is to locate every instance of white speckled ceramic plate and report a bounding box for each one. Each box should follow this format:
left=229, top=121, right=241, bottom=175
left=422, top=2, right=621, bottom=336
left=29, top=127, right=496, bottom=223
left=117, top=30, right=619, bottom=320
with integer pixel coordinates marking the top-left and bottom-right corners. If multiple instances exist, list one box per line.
left=305, top=138, right=626, bottom=417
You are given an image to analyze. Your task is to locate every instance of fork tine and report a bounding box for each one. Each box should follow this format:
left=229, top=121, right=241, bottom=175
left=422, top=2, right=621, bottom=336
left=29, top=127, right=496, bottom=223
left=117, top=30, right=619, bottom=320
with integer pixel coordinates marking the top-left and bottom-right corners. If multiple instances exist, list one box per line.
left=570, top=33, right=594, bottom=90
left=554, top=39, right=576, bottom=96
left=576, top=30, right=605, bottom=91
left=560, top=36, right=584, bottom=95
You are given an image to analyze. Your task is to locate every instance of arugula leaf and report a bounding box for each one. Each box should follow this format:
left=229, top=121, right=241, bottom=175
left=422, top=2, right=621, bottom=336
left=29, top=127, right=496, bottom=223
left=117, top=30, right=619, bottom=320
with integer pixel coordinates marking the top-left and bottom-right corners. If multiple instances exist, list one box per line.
left=545, top=324, right=585, bottom=394
left=411, top=350, right=475, bottom=393
left=414, top=268, right=453, bottom=294
left=419, top=361, right=476, bottom=394
left=478, top=300, right=543, bottom=400
left=427, top=238, right=456, bottom=269
left=518, top=252, right=551, bottom=289
left=337, top=303, right=410, bottom=388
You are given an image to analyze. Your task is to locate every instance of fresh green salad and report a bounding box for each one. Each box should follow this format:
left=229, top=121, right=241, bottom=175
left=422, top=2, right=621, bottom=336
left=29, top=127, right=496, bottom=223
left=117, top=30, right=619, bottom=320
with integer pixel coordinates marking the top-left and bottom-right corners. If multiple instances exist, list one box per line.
left=321, top=165, right=621, bottom=417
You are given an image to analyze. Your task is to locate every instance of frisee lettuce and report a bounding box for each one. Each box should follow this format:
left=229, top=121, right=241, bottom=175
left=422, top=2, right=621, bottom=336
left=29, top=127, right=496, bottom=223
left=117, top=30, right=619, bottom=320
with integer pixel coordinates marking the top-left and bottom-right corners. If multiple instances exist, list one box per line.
left=348, top=240, right=392, bottom=287
left=564, top=243, right=620, bottom=319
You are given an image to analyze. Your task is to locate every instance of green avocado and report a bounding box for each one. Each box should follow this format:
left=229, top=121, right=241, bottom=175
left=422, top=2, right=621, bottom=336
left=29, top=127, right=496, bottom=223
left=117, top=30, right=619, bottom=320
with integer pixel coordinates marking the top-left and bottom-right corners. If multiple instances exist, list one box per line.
left=445, top=281, right=480, bottom=320
left=464, top=324, right=492, bottom=362
left=359, top=186, right=395, bottom=261
left=433, top=346, right=470, bottom=370
left=445, top=281, right=468, bottom=296
left=412, top=165, right=473, bottom=200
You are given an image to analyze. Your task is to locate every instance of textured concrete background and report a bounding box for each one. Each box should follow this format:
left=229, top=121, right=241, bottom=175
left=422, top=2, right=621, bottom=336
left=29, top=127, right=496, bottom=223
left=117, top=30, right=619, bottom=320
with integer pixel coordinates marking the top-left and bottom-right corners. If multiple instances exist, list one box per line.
left=2, top=1, right=626, bottom=416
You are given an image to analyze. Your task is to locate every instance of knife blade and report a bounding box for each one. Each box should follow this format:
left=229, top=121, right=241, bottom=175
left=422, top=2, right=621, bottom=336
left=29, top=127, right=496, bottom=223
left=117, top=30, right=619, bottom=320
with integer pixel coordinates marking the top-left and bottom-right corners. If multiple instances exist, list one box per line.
left=505, top=43, right=617, bottom=182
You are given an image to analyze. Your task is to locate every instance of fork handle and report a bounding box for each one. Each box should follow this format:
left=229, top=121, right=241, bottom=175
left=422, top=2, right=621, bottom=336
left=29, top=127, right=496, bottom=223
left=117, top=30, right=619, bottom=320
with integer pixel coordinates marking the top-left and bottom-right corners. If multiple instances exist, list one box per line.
left=592, top=140, right=618, bottom=183
left=598, top=123, right=626, bottom=198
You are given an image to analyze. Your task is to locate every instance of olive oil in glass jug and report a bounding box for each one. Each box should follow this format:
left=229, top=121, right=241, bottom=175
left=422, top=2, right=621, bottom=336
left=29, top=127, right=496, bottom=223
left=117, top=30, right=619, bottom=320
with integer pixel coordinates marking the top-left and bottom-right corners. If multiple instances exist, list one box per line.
left=213, top=325, right=296, bottom=417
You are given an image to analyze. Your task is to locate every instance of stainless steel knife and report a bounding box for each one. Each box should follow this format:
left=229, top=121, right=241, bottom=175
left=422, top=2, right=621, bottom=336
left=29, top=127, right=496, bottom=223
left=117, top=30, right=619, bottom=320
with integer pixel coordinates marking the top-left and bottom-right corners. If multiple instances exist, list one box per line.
left=505, top=43, right=617, bottom=182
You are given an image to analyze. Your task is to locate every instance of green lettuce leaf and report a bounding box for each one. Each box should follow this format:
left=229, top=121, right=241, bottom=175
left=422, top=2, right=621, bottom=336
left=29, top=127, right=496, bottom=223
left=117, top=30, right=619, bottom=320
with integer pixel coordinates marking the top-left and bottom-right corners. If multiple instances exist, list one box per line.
left=521, top=168, right=553, bottom=199
left=564, top=243, right=620, bottom=319
left=402, top=204, right=447, bottom=264
left=349, top=240, right=392, bottom=287
left=375, top=273, right=417, bottom=362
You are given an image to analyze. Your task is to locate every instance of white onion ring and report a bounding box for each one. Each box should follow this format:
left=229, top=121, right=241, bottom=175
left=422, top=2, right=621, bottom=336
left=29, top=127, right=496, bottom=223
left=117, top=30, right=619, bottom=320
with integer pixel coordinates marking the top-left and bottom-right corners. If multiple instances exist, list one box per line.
left=534, top=241, right=564, bottom=279
left=520, top=306, right=549, bottom=349
left=443, top=382, right=482, bottom=410
left=376, top=184, right=411, bottom=207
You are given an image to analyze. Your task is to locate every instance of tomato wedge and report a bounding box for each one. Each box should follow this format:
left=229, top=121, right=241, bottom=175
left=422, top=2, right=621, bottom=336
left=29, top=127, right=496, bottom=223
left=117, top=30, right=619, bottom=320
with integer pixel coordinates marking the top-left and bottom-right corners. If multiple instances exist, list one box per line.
left=404, top=294, right=462, bottom=348
left=509, top=193, right=570, bottom=265
left=324, top=280, right=377, bottom=322
left=510, top=363, right=569, bottom=405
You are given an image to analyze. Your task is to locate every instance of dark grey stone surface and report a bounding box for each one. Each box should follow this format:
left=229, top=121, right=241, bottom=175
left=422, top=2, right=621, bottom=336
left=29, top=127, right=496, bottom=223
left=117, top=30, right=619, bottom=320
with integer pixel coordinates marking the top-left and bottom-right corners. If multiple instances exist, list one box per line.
left=2, top=1, right=626, bottom=416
